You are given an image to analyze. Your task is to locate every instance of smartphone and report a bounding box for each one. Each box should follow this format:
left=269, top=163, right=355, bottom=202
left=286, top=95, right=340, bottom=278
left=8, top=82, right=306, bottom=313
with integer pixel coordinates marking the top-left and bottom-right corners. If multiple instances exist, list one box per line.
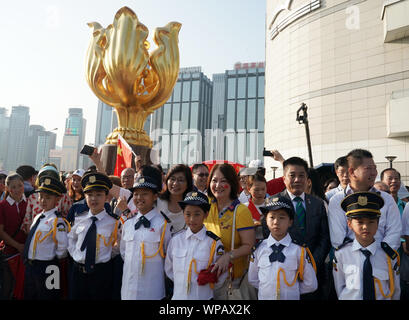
left=263, top=148, right=273, bottom=157
left=80, top=145, right=95, bottom=156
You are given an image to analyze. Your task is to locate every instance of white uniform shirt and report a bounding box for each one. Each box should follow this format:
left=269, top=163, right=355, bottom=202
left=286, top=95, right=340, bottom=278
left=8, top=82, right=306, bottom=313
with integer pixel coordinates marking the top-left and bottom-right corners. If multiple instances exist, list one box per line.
left=156, top=198, right=185, bottom=234
left=248, top=233, right=317, bottom=300
left=164, top=226, right=226, bottom=300
left=333, top=239, right=400, bottom=300
left=325, top=184, right=344, bottom=202
left=120, top=207, right=171, bottom=300
left=68, top=209, right=119, bottom=264
left=27, top=208, right=69, bottom=260
left=328, top=185, right=402, bottom=250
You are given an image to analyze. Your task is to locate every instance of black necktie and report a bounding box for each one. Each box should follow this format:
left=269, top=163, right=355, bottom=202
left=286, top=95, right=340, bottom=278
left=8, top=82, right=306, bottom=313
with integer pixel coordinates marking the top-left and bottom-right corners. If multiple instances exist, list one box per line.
left=269, top=244, right=286, bottom=263
left=80, top=216, right=98, bottom=273
left=23, top=214, right=45, bottom=263
left=360, top=249, right=375, bottom=300
left=134, top=215, right=151, bottom=230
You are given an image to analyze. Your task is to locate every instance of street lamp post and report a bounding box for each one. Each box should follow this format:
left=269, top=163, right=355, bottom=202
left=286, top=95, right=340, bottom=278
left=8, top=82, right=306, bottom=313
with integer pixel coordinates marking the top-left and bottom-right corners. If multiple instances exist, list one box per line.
left=296, top=103, right=314, bottom=167
left=385, top=156, right=397, bottom=168
left=271, top=166, right=278, bottom=179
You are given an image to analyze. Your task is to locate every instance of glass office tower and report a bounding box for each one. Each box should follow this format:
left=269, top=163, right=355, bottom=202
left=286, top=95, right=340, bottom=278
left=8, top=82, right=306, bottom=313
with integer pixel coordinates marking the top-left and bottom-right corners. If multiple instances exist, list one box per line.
left=150, top=67, right=213, bottom=169
left=221, top=62, right=265, bottom=164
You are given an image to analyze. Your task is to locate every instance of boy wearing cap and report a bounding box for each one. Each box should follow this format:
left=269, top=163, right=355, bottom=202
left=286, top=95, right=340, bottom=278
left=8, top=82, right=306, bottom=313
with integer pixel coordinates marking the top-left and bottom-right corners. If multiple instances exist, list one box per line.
left=333, top=192, right=400, bottom=300
left=23, top=175, right=70, bottom=300
left=248, top=196, right=318, bottom=300
left=67, top=172, right=120, bottom=300
left=120, top=170, right=172, bottom=300
left=164, top=191, right=227, bottom=300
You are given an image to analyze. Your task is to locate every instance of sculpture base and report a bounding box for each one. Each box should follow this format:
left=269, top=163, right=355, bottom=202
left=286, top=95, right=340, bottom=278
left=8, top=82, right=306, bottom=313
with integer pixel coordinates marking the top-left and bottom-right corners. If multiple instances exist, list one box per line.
left=100, top=143, right=154, bottom=176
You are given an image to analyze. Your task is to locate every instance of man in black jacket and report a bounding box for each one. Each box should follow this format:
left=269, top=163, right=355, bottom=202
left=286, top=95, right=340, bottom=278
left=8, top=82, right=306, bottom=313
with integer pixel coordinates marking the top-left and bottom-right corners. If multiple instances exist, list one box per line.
left=271, top=157, right=330, bottom=300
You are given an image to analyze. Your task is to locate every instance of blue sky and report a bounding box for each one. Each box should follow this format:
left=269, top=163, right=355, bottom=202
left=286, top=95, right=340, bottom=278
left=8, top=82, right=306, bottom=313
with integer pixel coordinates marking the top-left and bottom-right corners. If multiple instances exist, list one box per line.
left=0, top=1, right=266, bottom=146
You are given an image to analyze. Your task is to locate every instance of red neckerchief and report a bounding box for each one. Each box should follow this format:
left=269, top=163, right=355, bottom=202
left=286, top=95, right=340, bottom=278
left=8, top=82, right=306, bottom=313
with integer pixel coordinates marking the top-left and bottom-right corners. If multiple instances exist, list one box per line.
left=248, top=199, right=261, bottom=221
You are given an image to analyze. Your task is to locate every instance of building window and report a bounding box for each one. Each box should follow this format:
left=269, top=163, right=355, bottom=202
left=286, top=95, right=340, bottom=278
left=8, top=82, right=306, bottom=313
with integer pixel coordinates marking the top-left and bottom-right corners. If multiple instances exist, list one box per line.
left=237, top=77, right=246, bottom=99
left=247, top=99, right=256, bottom=129
left=181, top=103, right=189, bottom=132
left=192, top=81, right=200, bottom=101
left=227, top=78, right=236, bottom=99
left=226, top=100, right=235, bottom=129
left=258, top=76, right=265, bottom=97
left=172, top=104, right=180, bottom=133
left=237, top=100, right=246, bottom=130
left=257, top=99, right=264, bottom=130
left=190, top=102, right=199, bottom=129
left=173, top=82, right=181, bottom=102
left=248, top=76, right=257, bottom=98
left=163, top=104, right=171, bottom=131
left=183, top=81, right=191, bottom=102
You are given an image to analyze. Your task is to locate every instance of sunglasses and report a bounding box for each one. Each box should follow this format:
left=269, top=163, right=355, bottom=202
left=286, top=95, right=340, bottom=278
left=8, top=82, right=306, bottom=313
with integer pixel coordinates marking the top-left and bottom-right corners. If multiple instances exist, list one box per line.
left=196, top=173, right=209, bottom=178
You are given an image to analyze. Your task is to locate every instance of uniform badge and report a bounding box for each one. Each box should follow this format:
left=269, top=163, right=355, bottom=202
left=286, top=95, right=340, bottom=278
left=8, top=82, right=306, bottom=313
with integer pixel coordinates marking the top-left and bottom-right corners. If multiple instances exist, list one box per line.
left=45, top=178, right=51, bottom=185
left=192, top=192, right=198, bottom=197
left=139, top=178, right=145, bottom=183
left=358, top=196, right=367, bottom=206
left=272, top=197, right=279, bottom=202
left=89, top=176, right=96, bottom=183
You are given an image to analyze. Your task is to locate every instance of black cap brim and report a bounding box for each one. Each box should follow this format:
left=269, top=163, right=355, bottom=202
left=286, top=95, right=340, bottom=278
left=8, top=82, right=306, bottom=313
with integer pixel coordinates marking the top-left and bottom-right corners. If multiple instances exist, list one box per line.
left=178, top=200, right=210, bottom=212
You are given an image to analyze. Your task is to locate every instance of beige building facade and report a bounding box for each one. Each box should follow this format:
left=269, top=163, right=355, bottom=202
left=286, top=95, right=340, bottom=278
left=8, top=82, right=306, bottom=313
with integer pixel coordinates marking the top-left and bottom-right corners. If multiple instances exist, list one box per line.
left=264, top=0, right=409, bottom=182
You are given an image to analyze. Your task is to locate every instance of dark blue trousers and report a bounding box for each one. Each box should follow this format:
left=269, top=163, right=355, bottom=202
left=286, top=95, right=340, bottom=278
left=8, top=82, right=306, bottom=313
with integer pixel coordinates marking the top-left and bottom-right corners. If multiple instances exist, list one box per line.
left=69, top=259, right=113, bottom=300
left=24, top=259, right=61, bottom=300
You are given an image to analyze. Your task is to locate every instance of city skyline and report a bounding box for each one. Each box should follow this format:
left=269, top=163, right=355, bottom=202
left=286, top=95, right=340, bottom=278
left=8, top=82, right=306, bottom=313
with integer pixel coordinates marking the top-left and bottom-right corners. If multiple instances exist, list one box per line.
left=0, top=1, right=265, bottom=147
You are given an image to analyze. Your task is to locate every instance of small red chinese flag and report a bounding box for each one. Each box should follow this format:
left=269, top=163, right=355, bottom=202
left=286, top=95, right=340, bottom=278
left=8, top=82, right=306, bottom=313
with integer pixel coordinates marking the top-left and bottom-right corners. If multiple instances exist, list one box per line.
left=114, top=134, right=133, bottom=177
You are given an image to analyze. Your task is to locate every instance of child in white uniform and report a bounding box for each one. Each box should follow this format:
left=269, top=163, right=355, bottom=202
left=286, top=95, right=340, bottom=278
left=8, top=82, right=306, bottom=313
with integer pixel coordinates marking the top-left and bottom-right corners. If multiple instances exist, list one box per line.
left=120, top=171, right=171, bottom=300
left=333, top=191, right=400, bottom=300
left=248, top=196, right=317, bottom=300
left=165, top=191, right=227, bottom=300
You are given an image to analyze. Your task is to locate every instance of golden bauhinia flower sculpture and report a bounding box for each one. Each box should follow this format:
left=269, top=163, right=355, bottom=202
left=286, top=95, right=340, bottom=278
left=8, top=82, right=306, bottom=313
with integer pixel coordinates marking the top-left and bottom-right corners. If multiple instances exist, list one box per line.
left=86, top=7, right=181, bottom=147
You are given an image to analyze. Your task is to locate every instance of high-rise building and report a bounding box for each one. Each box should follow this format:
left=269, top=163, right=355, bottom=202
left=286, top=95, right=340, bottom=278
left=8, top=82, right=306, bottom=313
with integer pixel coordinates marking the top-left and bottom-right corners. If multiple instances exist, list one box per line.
left=212, top=62, right=265, bottom=164
left=5, top=106, right=30, bottom=170
left=0, top=108, right=9, bottom=169
left=35, top=131, right=57, bottom=170
left=265, top=0, right=409, bottom=181
left=150, top=67, right=213, bottom=169
left=49, top=149, right=63, bottom=171
left=95, top=101, right=114, bottom=147
left=25, top=125, right=45, bottom=168
left=61, top=108, right=86, bottom=171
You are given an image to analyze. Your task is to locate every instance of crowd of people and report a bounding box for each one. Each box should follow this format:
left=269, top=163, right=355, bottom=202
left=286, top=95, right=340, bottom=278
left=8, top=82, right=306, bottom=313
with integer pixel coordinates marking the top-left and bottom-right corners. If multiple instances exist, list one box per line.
left=0, top=147, right=408, bottom=300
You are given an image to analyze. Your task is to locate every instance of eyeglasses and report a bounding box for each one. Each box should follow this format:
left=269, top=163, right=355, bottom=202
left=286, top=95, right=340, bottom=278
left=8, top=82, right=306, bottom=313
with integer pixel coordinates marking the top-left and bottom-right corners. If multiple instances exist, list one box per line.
left=196, top=173, right=209, bottom=178
left=169, top=177, right=186, bottom=184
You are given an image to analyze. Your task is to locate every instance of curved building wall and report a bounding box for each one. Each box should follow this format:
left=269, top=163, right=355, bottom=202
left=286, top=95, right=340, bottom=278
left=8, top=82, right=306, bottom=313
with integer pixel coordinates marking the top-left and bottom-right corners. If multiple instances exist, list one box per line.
left=264, top=0, right=409, bottom=182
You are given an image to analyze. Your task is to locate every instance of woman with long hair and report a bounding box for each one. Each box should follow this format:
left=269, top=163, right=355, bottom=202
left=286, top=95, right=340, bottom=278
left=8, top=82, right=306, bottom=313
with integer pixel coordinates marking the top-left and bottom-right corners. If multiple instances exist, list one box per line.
left=204, top=163, right=256, bottom=300
left=156, top=164, right=193, bottom=234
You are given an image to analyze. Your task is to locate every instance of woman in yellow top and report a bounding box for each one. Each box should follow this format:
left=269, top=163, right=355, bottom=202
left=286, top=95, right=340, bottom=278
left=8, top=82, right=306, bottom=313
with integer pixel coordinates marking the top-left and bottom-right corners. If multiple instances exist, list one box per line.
left=205, top=164, right=256, bottom=300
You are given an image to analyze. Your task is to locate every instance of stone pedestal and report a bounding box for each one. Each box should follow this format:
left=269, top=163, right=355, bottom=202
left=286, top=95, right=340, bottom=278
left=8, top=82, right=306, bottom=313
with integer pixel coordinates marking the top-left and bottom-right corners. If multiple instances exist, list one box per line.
left=100, top=143, right=154, bottom=175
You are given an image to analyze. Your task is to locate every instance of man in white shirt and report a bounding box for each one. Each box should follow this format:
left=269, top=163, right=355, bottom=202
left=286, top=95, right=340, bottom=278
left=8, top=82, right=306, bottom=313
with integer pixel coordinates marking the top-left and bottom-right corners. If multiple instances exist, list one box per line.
left=325, top=156, right=349, bottom=202
left=328, top=149, right=401, bottom=251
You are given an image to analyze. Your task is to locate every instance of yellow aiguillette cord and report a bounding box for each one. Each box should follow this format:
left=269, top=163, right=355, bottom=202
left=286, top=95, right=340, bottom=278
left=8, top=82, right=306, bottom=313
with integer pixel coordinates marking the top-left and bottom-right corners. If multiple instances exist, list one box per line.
left=96, top=220, right=119, bottom=261
left=32, top=217, right=72, bottom=259
left=140, top=220, right=168, bottom=274
left=275, top=246, right=317, bottom=299
left=374, top=252, right=399, bottom=299
left=186, top=239, right=217, bottom=294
